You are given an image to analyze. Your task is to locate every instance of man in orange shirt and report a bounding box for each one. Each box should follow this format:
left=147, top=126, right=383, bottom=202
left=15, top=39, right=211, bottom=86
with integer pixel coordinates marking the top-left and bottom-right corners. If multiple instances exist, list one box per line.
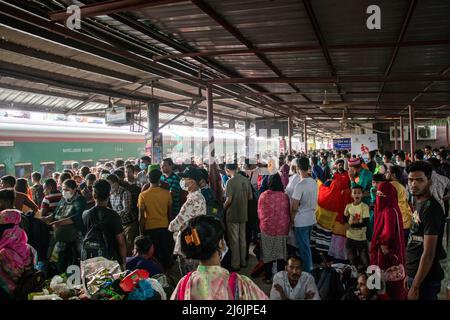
left=138, top=169, right=173, bottom=269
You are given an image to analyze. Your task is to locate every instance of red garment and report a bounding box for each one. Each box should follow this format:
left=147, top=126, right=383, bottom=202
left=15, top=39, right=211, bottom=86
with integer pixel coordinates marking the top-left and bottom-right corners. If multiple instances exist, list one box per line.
left=333, top=171, right=350, bottom=190
left=257, top=190, right=290, bottom=236
left=318, top=180, right=341, bottom=213
left=319, top=178, right=352, bottom=224
left=370, top=182, right=406, bottom=300
left=257, top=175, right=263, bottom=190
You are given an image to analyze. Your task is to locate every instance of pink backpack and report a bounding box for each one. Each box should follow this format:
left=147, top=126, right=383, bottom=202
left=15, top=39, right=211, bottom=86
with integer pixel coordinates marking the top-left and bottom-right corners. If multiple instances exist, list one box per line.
left=177, top=271, right=238, bottom=300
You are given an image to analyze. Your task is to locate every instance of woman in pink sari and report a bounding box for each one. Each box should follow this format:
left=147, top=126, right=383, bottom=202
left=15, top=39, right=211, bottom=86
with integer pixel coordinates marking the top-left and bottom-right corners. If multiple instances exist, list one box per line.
left=370, top=182, right=406, bottom=300
left=0, top=189, right=34, bottom=298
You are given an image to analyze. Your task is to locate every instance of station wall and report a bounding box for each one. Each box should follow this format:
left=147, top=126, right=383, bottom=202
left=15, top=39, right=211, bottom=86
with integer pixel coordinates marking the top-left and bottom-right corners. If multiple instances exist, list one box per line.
left=375, top=123, right=449, bottom=152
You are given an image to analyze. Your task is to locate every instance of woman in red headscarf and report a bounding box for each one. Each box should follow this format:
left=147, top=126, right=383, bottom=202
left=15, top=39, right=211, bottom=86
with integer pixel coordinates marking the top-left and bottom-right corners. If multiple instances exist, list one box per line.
left=370, top=182, right=406, bottom=300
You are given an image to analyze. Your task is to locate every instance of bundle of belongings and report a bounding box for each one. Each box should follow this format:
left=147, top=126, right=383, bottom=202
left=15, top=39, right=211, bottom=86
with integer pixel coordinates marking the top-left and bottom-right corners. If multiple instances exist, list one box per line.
left=311, top=179, right=352, bottom=262
left=28, top=257, right=167, bottom=300
left=311, top=263, right=358, bottom=300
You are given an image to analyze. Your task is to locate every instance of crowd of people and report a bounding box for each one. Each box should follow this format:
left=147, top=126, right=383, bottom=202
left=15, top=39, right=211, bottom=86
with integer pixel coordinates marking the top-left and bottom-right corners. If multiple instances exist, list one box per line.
left=0, top=145, right=449, bottom=300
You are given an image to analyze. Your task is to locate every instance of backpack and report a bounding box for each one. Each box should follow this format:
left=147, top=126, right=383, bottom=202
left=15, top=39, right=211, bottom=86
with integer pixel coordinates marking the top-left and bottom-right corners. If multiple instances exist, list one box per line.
left=81, top=207, right=111, bottom=261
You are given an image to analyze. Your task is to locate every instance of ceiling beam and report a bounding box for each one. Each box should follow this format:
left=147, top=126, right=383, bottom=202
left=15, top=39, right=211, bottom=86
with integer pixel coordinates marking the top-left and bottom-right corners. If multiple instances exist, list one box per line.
left=49, top=0, right=187, bottom=22
left=0, top=27, right=274, bottom=118
left=398, top=66, right=450, bottom=115
left=302, top=0, right=345, bottom=102
left=240, top=90, right=450, bottom=97
left=0, top=2, right=204, bottom=86
left=0, top=61, right=154, bottom=101
left=73, top=3, right=285, bottom=116
left=0, top=40, right=140, bottom=83
left=209, top=74, right=450, bottom=84
left=153, top=39, right=450, bottom=61
left=376, top=0, right=417, bottom=105
left=191, top=0, right=335, bottom=121
left=265, top=101, right=450, bottom=106
left=0, top=81, right=93, bottom=101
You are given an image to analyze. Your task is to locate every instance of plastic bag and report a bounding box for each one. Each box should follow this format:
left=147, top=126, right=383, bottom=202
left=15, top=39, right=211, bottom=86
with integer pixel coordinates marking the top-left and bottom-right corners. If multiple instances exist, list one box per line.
left=127, top=279, right=166, bottom=300
left=81, top=257, right=123, bottom=299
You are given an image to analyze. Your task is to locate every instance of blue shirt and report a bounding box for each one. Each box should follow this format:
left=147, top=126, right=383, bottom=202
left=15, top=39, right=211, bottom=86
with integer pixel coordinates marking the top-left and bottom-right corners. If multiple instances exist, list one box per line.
left=312, top=165, right=324, bottom=182
left=126, top=256, right=163, bottom=276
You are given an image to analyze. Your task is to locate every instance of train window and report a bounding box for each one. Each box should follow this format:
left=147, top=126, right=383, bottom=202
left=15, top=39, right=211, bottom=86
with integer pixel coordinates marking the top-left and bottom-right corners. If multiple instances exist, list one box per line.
left=62, top=160, right=76, bottom=170
left=40, top=162, right=56, bottom=178
left=81, top=160, right=94, bottom=167
left=97, top=159, right=110, bottom=165
left=15, top=163, right=33, bottom=179
left=0, top=164, right=6, bottom=177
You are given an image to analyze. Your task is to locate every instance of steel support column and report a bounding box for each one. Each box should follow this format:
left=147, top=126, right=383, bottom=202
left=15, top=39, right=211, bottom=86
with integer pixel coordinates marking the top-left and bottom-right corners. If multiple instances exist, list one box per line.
left=446, top=120, right=449, bottom=149
left=288, top=112, right=293, bottom=155
left=409, top=105, right=415, bottom=157
left=400, top=116, right=405, bottom=151
left=245, top=120, right=250, bottom=160
left=147, top=102, right=161, bottom=163
left=304, top=120, right=308, bottom=155
left=394, top=121, right=399, bottom=150
left=207, top=86, right=215, bottom=167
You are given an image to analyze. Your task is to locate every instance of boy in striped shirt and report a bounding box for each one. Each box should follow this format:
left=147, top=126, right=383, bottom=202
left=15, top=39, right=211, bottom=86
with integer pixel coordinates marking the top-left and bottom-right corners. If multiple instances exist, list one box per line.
left=40, top=178, right=62, bottom=217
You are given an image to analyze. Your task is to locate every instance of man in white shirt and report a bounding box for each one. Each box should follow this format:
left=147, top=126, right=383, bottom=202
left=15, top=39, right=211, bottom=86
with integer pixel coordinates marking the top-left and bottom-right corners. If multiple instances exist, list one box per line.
left=291, top=157, right=318, bottom=273
left=270, top=256, right=320, bottom=300
left=285, top=158, right=301, bottom=199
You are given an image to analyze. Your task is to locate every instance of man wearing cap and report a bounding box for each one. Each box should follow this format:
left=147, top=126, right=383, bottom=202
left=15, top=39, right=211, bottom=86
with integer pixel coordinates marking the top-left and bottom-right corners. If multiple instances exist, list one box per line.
left=138, top=169, right=173, bottom=269
left=168, top=167, right=206, bottom=275
left=141, top=164, right=170, bottom=192
left=223, top=163, right=253, bottom=271
left=348, top=157, right=373, bottom=206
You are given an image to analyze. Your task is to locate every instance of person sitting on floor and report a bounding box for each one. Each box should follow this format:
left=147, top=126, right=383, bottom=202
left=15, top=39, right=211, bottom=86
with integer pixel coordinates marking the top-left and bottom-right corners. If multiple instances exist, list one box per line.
left=126, top=235, right=164, bottom=276
left=341, top=273, right=389, bottom=300
left=270, top=255, right=320, bottom=300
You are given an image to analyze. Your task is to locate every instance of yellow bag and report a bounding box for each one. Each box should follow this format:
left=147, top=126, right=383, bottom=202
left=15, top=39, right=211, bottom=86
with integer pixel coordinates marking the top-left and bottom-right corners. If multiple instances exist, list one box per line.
left=315, top=206, right=337, bottom=230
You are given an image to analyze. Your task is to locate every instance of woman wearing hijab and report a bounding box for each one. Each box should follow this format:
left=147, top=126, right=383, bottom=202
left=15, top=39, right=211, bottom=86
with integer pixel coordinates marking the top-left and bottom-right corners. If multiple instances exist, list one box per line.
left=0, top=189, right=34, bottom=299
left=370, top=181, right=406, bottom=300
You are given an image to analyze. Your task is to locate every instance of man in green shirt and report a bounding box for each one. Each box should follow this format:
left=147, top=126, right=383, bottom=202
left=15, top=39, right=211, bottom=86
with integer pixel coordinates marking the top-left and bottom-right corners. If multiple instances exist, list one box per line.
left=348, top=158, right=373, bottom=206
left=161, top=158, right=181, bottom=220
left=223, top=163, right=253, bottom=271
